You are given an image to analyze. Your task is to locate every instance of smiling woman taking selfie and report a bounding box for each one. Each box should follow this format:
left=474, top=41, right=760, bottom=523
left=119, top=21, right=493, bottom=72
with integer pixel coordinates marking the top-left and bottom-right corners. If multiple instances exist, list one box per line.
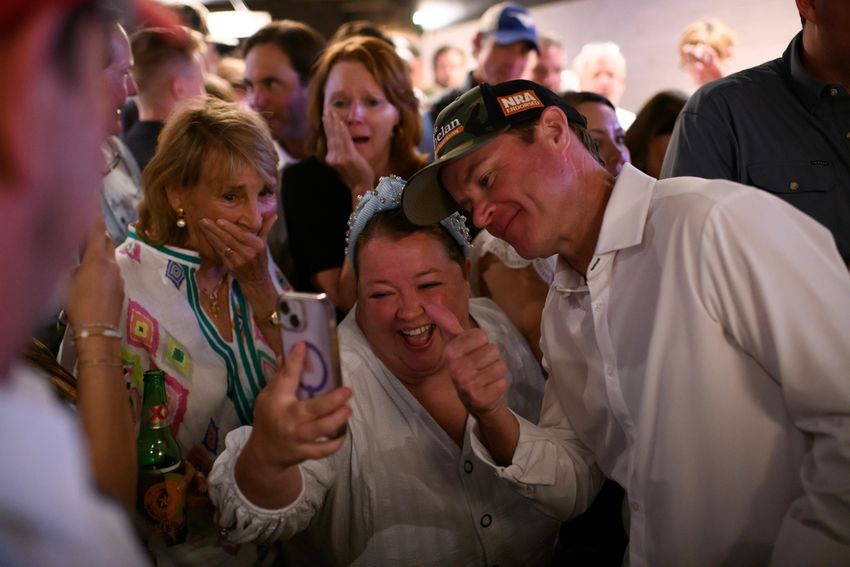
left=282, top=36, right=426, bottom=313
left=118, top=97, right=289, bottom=564
left=209, top=177, right=588, bottom=566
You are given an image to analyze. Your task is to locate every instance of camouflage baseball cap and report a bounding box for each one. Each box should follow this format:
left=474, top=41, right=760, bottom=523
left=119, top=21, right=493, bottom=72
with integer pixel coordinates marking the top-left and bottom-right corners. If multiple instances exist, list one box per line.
left=403, top=79, right=586, bottom=226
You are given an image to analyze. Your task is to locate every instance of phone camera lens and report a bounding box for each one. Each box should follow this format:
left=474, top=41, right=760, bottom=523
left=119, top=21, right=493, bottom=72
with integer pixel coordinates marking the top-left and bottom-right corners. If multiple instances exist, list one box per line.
left=290, top=314, right=300, bottom=328
left=281, top=301, right=290, bottom=315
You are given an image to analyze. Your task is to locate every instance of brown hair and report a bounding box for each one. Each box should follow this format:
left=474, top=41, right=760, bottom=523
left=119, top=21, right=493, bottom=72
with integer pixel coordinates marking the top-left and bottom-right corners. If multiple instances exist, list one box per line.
left=204, top=73, right=236, bottom=102
left=329, top=20, right=393, bottom=46
left=242, top=20, right=326, bottom=86
left=307, top=36, right=426, bottom=178
left=352, top=207, right=465, bottom=278
left=624, top=90, right=687, bottom=174
left=136, top=97, right=278, bottom=246
left=432, top=45, right=466, bottom=72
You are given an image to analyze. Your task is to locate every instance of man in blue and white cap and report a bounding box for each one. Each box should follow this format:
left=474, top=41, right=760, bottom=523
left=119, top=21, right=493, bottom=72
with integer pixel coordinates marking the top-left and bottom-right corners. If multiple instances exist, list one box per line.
left=429, top=2, right=538, bottom=123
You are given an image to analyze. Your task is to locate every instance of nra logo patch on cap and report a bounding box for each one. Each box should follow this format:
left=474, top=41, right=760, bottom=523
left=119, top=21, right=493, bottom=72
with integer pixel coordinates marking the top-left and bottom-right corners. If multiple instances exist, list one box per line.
left=497, top=90, right=543, bottom=116
left=434, top=118, right=464, bottom=155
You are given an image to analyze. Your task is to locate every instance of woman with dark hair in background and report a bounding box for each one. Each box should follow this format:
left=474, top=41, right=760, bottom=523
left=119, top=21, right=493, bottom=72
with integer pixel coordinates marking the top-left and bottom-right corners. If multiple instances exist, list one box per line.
left=624, top=90, right=688, bottom=178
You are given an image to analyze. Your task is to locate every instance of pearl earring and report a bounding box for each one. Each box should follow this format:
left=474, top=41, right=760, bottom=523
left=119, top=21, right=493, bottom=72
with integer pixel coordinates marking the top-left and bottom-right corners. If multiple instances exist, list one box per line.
left=176, top=208, right=187, bottom=228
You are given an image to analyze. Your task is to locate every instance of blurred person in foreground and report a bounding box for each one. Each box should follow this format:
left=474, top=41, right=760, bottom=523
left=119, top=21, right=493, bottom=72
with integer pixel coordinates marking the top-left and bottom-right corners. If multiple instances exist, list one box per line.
left=402, top=79, right=850, bottom=566
left=283, top=36, right=426, bottom=313
left=0, top=0, right=156, bottom=564
left=208, top=176, right=578, bottom=566
left=119, top=97, right=289, bottom=564
left=37, top=17, right=142, bottom=355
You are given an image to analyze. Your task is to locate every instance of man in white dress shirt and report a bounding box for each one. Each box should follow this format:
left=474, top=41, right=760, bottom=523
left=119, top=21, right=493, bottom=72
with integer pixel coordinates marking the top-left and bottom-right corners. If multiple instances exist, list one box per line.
left=402, top=79, right=850, bottom=567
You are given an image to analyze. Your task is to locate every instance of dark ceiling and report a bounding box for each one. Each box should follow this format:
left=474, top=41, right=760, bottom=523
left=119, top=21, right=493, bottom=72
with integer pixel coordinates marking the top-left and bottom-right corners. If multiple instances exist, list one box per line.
left=203, top=0, right=555, bottom=41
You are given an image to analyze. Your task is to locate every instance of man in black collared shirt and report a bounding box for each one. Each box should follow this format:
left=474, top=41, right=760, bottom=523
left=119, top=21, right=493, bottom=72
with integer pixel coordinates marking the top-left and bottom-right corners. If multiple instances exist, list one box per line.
left=662, top=0, right=850, bottom=266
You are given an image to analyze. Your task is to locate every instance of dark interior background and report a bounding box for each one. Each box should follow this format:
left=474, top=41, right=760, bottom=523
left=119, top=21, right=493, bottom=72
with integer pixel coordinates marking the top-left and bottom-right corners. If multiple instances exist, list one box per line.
left=201, top=0, right=558, bottom=39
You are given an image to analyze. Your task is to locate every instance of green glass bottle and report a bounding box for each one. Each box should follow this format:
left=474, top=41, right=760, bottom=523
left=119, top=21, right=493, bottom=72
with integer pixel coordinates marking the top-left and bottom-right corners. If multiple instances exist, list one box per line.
left=136, top=369, right=188, bottom=548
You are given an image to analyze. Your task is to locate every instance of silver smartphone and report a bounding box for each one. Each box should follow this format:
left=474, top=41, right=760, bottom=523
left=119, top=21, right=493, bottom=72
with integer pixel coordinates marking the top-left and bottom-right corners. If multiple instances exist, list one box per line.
left=277, top=291, right=342, bottom=400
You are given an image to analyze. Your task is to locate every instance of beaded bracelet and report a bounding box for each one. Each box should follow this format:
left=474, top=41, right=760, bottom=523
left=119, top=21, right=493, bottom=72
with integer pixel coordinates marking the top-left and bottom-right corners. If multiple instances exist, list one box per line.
left=73, top=325, right=121, bottom=341
left=77, top=359, right=123, bottom=369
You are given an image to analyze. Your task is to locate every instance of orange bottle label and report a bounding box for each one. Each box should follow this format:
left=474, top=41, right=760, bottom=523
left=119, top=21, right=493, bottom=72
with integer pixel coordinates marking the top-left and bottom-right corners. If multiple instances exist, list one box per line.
left=138, top=465, right=187, bottom=546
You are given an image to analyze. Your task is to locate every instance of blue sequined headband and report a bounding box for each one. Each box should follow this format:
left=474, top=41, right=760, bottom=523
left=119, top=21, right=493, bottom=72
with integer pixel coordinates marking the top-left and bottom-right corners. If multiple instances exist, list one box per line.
left=346, top=176, right=472, bottom=269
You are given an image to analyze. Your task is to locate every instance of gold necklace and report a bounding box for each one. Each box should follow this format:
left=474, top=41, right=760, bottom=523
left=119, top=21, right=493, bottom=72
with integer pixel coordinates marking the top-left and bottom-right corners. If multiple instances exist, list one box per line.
left=200, top=276, right=227, bottom=317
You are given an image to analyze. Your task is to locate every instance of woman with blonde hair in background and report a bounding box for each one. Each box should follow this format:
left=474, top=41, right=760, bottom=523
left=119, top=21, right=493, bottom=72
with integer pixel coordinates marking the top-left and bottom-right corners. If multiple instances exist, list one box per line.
left=679, top=18, right=736, bottom=88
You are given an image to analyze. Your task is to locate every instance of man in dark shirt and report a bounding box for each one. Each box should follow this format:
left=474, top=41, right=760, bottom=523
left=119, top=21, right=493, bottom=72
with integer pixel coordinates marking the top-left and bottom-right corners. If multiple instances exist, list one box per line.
left=662, top=0, right=850, bottom=265
left=123, top=25, right=206, bottom=172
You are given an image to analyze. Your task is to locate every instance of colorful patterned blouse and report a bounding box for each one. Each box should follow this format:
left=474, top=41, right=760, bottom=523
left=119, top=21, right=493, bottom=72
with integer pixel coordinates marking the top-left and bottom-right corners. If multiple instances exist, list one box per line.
left=118, top=228, right=289, bottom=455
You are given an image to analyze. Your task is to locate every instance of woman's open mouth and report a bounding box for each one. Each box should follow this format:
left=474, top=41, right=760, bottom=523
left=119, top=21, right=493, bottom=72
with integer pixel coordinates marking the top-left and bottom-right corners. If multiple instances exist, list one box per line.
left=399, top=324, right=435, bottom=348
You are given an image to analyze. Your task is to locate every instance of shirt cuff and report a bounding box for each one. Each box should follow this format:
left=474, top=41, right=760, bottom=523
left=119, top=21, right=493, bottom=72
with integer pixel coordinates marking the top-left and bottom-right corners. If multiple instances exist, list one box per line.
left=470, top=411, right=558, bottom=487
left=207, top=426, right=308, bottom=544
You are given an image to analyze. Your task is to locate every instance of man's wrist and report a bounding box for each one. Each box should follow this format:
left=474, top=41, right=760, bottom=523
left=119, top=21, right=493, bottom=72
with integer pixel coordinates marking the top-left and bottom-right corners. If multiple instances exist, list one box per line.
left=473, top=404, right=520, bottom=467
left=474, top=402, right=512, bottom=427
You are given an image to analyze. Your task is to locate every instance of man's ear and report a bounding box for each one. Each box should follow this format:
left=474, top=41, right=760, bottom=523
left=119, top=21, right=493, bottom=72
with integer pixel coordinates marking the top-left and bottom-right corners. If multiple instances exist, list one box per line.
left=537, top=106, right=572, bottom=151
left=795, top=0, right=816, bottom=25
left=472, top=33, right=484, bottom=58
left=0, top=7, right=63, bottom=187
left=170, top=72, right=184, bottom=100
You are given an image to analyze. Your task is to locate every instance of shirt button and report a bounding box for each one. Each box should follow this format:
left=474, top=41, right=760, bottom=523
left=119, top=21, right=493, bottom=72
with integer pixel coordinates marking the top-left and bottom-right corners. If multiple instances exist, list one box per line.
left=789, top=181, right=799, bottom=191
left=463, top=460, right=473, bottom=474
left=605, top=366, right=614, bottom=376
left=631, top=502, right=640, bottom=512
left=480, top=514, right=493, bottom=527
left=830, top=87, right=839, bottom=96
left=592, top=302, right=602, bottom=312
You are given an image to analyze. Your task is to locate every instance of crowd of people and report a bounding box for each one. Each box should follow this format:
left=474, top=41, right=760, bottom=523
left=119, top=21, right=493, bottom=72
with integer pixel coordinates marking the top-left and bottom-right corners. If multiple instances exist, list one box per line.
left=1, top=0, right=848, bottom=566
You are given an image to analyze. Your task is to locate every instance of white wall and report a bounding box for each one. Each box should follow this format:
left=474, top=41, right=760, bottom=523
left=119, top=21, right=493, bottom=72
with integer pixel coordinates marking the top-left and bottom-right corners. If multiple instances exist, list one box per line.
left=420, top=0, right=801, bottom=112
